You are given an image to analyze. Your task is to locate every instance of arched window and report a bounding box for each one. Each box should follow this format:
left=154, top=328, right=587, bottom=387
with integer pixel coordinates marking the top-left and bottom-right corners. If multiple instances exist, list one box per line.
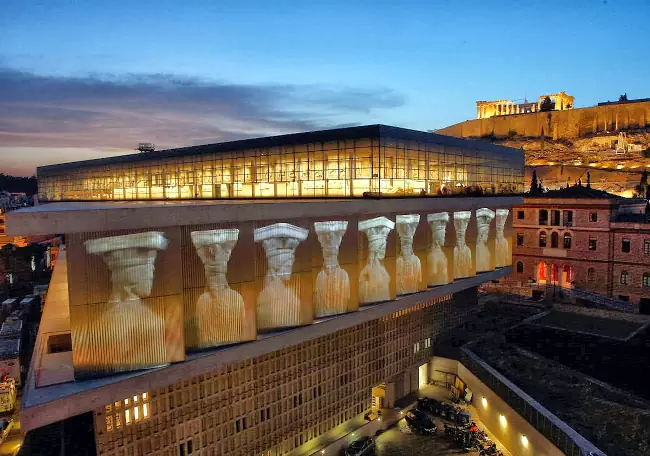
left=587, top=268, right=595, bottom=282
left=643, top=273, right=650, bottom=288
left=563, top=233, right=572, bottom=249
left=620, top=271, right=629, bottom=285
left=539, top=231, right=547, bottom=247
left=516, top=261, right=524, bottom=273
left=551, top=232, right=559, bottom=248
left=539, top=210, right=548, bottom=225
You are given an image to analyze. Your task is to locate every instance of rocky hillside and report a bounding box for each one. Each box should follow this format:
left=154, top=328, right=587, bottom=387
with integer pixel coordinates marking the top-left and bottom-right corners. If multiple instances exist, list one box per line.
left=478, top=127, right=650, bottom=196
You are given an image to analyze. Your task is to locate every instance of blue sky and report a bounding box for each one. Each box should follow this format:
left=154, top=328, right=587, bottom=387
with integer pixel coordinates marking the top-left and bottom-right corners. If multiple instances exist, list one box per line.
left=1, top=0, right=649, bottom=175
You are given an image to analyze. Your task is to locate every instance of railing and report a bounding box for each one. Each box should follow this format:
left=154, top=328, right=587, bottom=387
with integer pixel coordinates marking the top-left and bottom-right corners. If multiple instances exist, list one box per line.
left=563, top=287, right=636, bottom=313
left=460, top=348, right=606, bottom=456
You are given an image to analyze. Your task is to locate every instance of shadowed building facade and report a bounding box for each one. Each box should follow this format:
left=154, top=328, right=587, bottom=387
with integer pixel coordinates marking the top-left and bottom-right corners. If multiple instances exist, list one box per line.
left=10, top=125, right=523, bottom=455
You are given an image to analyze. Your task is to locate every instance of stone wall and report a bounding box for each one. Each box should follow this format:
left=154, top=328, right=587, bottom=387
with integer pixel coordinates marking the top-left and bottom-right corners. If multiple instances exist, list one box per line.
left=438, top=101, right=650, bottom=140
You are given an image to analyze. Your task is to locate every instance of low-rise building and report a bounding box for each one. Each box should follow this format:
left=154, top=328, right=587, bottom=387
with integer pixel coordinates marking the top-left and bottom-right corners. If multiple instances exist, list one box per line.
left=507, top=185, right=650, bottom=313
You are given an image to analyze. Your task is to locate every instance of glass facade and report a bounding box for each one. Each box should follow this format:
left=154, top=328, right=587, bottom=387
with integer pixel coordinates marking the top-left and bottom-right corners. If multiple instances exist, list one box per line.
left=37, top=127, right=524, bottom=202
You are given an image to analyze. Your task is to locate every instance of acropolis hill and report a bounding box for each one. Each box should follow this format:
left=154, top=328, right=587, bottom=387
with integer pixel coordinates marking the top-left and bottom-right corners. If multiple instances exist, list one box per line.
left=438, top=95, right=650, bottom=196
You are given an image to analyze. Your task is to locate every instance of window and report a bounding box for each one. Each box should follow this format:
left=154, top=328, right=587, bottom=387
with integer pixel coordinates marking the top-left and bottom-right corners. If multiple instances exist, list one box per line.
left=517, top=210, right=524, bottom=220
left=618, top=295, right=629, bottom=302
left=551, top=232, right=559, bottom=248
left=644, top=240, right=650, bottom=254
left=620, top=271, right=629, bottom=285
left=179, top=443, right=185, bottom=456
left=563, top=210, right=573, bottom=227
left=563, top=233, right=572, bottom=249
left=516, top=261, right=524, bottom=273
left=590, top=212, right=598, bottom=222
left=539, top=231, right=547, bottom=247
left=516, top=233, right=524, bottom=246
left=622, top=239, right=631, bottom=253
left=643, top=273, right=650, bottom=288
left=589, top=238, right=597, bottom=251
left=551, top=210, right=561, bottom=226
left=538, top=210, right=548, bottom=225
left=587, top=268, right=595, bottom=282
left=187, top=439, right=193, bottom=455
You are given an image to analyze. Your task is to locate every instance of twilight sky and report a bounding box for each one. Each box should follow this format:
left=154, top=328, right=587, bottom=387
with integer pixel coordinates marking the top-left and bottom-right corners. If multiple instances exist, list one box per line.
left=1, top=0, right=649, bottom=176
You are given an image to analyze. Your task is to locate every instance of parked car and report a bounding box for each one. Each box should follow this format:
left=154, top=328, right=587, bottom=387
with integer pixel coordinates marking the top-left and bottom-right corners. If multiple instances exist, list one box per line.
left=344, top=436, right=375, bottom=456
left=419, top=397, right=445, bottom=413
left=405, top=409, right=437, bottom=434
left=0, top=417, right=14, bottom=443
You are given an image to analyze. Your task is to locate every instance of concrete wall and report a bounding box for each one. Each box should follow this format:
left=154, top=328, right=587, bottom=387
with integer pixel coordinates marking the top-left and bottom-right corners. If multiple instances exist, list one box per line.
left=431, top=357, right=563, bottom=456
left=438, top=100, right=650, bottom=140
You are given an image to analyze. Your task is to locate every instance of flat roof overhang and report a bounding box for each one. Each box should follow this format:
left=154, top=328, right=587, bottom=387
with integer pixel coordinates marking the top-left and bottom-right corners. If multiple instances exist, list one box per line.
left=7, top=196, right=523, bottom=236
left=36, top=124, right=523, bottom=175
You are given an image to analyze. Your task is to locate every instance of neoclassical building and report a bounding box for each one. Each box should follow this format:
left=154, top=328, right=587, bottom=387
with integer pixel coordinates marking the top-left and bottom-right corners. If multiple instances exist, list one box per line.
left=507, top=185, right=650, bottom=313
left=10, top=125, right=523, bottom=455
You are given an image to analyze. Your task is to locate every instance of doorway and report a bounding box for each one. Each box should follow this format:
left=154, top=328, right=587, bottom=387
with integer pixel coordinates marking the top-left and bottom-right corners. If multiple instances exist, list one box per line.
left=418, top=363, right=428, bottom=388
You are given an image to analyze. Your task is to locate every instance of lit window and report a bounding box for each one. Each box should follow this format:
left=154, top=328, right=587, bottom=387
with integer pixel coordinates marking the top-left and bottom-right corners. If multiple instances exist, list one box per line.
left=134, top=406, right=140, bottom=421
left=133, top=395, right=138, bottom=402
left=125, top=409, right=131, bottom=425
left=104, top=404, right=112, bottom=414
left=115, top=413, right=122, bottom=429
left=142, top=393, right=148, bottom=400
left=620, top=271, right=629, bottom=285
left=124, top=398, right=129, bottom=405
left=114, top=401, right=121, bottom=409
left=105, top=415, right=113, bottom=432
left=143, top=403, right=149, bottom=418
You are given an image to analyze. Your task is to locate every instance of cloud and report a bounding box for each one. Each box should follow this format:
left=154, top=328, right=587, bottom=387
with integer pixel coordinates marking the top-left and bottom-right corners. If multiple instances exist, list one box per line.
left=0, top=68, right=405, bottom=150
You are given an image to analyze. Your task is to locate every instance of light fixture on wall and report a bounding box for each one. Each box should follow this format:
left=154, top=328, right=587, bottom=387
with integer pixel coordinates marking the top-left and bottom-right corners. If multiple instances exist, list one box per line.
left=500, top=414, right=507, bottom=427
left=521, top=434, right=529, bottom=448
left=481, top=397, right=488, bottom=408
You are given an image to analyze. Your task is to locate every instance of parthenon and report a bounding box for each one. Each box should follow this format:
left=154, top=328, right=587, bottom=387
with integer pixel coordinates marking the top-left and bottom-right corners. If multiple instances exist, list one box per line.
left=476, top=91, right=574, bottom=119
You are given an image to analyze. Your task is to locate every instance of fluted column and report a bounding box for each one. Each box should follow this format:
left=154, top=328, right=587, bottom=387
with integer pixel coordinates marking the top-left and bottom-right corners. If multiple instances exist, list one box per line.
left=396, top=214, right=421, bottom=295
left=254, top=223, right=308, bottom=330
left=191, top=229, right=247, bottom=348
left=359, top=216, right=394, bottom=304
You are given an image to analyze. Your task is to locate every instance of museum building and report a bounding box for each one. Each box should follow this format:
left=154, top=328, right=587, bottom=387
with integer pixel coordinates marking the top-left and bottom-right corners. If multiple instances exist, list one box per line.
left=9, top=125, right=524, bottom=455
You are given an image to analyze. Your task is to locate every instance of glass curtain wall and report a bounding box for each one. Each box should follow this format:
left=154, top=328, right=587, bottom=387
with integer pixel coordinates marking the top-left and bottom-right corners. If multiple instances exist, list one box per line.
left=38, top=137, right=523, bottom=201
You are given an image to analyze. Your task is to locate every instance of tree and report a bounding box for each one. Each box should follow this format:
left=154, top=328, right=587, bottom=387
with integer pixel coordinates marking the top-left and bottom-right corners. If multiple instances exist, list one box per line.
left=619, top=93, right=628, bottom=102
left=635, top=170, right=649, bottom=198
left=529, top=169, right=539, bottom=195
left=540, top=96, right=554, bottom=112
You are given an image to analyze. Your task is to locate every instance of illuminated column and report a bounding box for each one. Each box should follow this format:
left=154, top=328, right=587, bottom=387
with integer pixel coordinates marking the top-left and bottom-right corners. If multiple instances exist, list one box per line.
left=494, top=209, right=510, bottom=268
left=83, top=232, right=169, bottom=370
left=359, top=216, right=394, bottom=304
left=191, top=229, right=246, bottom=347
left=453, top=211, right=472, bottom=278
left=396, top=214, right=421, bottom=295
left=255, top=223, right=308, bottom=329
left=476, top=208, right=495, bottom=272
left=314, top=221, right=350, bottom=317
left=427, top=212, right=449, bottom=286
